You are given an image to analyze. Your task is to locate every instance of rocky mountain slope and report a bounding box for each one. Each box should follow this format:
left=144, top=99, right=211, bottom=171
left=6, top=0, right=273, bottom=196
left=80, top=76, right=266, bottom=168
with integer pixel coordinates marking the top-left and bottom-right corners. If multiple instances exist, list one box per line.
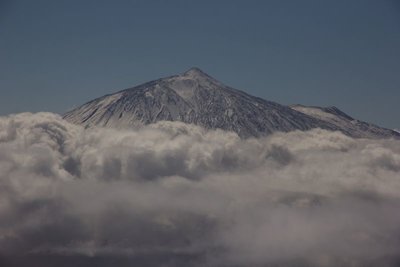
left=290, top=105, right=398, bottom=139
left=63, top=68, right=399, bottom=139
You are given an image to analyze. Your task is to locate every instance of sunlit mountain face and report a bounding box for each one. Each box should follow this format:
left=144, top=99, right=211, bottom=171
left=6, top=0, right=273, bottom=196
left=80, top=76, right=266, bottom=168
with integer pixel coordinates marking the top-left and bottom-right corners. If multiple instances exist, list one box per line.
left=63, top=68, right=399, bottom=139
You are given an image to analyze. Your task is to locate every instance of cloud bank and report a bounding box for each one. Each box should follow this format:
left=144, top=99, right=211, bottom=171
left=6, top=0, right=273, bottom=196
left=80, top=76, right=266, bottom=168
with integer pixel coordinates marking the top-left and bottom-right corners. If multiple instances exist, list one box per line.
left=0, top=112, right=400, bottom=266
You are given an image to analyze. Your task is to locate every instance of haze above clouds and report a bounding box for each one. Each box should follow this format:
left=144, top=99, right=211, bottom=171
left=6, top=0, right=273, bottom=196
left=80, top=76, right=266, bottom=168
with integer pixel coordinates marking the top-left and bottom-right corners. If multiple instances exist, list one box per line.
left=1, top=112, right=400, bottom=266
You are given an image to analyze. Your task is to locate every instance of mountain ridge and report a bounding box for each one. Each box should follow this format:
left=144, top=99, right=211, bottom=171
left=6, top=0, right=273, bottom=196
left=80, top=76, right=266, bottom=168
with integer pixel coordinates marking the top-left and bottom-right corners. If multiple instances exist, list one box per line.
left=63, top=68, right=399, bottom=139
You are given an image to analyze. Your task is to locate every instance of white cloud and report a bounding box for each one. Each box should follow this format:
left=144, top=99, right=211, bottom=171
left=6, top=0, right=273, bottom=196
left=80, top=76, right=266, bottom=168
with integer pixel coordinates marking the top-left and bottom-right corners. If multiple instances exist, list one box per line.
left=0, top=112, right=400, bottom=266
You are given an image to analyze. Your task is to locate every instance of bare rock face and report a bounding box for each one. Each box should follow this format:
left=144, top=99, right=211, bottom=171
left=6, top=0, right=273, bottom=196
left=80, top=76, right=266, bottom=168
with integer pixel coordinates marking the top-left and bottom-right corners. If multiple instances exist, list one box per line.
left=64, top=68, right=399, bottom=139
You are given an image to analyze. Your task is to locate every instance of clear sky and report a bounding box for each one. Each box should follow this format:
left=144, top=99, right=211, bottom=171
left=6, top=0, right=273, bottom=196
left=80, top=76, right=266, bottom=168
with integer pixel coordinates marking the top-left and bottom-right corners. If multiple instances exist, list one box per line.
left=1, top=0, right=399, bottom=129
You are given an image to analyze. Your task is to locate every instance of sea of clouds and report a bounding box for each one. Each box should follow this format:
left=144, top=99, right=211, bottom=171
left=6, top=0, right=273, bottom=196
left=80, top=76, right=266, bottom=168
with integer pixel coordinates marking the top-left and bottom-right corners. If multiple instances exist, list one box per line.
left=0, top=112, right=400, bottom=266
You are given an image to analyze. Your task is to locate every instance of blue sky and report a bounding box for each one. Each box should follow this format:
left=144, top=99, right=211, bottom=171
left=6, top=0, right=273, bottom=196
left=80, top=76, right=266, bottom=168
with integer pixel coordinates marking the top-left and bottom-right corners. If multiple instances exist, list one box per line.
left=1, top=0, right=399, bottom=129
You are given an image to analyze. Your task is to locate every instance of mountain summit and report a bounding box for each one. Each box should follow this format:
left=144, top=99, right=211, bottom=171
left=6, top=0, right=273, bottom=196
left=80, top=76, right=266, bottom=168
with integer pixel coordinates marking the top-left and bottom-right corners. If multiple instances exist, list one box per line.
left=63, top=68, right=399, bottom=138
left=183, top=67, right=211, bottom=77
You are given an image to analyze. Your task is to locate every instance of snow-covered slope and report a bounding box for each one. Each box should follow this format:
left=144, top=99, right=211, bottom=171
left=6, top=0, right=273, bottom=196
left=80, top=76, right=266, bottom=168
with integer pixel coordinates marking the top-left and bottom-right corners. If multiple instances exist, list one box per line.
left=290, top=105, right=399, bottom=139
left=64, top=68, right=399, bottom=139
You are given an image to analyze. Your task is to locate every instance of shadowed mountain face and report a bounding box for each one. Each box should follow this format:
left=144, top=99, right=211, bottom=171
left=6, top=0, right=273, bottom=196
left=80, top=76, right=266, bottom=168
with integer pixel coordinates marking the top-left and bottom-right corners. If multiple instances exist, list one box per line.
left=63, top=68, right=399, bottom=138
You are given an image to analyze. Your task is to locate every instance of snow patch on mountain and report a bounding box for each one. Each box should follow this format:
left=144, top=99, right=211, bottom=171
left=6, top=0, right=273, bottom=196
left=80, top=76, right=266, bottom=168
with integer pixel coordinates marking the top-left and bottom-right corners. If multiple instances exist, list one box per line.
left=291, top=105, right=398, bottom=139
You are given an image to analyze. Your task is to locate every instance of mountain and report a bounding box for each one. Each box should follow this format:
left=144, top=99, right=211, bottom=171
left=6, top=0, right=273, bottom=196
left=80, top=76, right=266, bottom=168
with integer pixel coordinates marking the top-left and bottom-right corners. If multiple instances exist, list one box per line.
left=290, top=105, right=398, bottom=139
left=63, top=68, right=399, bottom=139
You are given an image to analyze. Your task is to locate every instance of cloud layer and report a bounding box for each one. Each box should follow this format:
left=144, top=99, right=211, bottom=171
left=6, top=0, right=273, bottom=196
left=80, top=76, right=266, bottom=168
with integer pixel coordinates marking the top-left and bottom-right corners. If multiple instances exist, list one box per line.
left=1, top=112, right=400, bottom=266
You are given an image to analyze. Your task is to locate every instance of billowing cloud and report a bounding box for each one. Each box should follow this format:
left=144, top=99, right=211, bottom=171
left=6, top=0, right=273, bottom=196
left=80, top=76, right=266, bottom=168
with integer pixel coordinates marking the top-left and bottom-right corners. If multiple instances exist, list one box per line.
left=0, top=112, right=400, bottom=266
